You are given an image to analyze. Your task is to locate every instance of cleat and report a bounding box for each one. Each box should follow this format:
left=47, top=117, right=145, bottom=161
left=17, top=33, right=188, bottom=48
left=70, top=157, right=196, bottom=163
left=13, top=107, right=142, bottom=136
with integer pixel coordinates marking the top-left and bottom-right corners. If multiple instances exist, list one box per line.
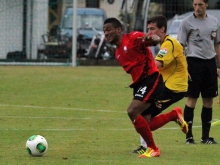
left=186, top=137, right=196, bottom=144
left=138, top=147, right=160, bottom=158
left=132, top=145, right=146, bottom=154
left=173, top=107, right=188, bottom=134
left=201, top=137, right=218, bottom=144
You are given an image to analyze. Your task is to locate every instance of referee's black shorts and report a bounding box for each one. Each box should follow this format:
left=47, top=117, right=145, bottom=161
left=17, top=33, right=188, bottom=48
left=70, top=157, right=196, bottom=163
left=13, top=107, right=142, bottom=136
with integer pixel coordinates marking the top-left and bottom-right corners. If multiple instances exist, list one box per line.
left=186, top=57, right=218, bottom=98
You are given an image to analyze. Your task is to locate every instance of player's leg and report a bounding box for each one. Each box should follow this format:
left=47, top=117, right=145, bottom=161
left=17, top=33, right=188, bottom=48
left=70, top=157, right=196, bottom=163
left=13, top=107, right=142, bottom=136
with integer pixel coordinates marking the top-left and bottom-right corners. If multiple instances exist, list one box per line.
left=133, top=91, right=186, bottom=153
left=132, top=137, right=147, bottom=154
left=184, top=57, right=201, bottom=144
left=127, top=100, right=160, bottom=157
left=200, top=58, right=218, bottom=144
left=129, top=73, right=163, bottom=158
left=184, top=97, right=197, bottom=144
left=137, top=106, right=187, bottom=152
left=148, top=107, right=188, bottom=133
left=141, top=90, right=187, bottom=131
left=200, top=99, right=217, bottom=144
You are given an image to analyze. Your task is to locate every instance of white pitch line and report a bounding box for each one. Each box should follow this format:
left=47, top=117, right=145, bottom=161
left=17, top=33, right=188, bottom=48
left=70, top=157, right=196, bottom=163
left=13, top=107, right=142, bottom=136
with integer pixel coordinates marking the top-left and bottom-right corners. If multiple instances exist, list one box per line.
left=0, top=116, right=127, bottom=120
left=2, top=116, right=218, bottom=124
left=1, top=103, right=218, bottom=132
left=0, top=128, right=88, bottom=131
left=0, top=104, right=125, bottom=113
left=0, top=128, right=169, bottom=131
left=0, top=126, right=202, bottom=131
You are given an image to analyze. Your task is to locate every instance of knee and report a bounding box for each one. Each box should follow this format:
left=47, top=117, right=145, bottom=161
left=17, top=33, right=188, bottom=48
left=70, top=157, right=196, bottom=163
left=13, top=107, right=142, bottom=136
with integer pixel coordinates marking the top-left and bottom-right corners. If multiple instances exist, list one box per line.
left=127, top=108, right=137, bottom=121
left=143, top=115, right=151, bottom=123
left=202, top=98, right=213, bottom=108
left=186, top=97, right=197, bottom=107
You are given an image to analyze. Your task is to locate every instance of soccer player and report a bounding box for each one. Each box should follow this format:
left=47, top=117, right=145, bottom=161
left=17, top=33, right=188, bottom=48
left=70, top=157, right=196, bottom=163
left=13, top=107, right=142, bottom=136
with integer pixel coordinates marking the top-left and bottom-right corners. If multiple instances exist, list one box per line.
left=178, top=0, right=220, bottom=144
left=132, top=15, right=189, bottom=155
left=103, top=17, right=187, bottom=158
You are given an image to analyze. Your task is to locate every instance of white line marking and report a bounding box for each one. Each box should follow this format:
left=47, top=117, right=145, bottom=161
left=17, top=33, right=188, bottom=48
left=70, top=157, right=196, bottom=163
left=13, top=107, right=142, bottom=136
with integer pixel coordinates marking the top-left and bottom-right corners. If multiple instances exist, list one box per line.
left=0, top=126, right=202, bottom=131
left=0, top=116, right=127, bottom=120
left=0, top=104, right=125, bottom=113
left=1, top=104, right=217, bottom=132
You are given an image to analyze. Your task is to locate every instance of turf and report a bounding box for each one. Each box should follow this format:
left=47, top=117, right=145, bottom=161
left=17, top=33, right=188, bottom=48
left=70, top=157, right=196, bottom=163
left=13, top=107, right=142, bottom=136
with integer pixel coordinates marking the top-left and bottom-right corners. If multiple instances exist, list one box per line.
left=0, top=66, right=219, bottom=165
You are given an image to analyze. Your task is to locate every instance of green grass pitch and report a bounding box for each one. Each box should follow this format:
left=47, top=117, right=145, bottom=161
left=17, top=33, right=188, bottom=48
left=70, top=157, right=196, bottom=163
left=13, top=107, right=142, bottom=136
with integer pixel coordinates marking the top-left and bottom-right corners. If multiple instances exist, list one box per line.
left=0, top=66, right=219, bottom=165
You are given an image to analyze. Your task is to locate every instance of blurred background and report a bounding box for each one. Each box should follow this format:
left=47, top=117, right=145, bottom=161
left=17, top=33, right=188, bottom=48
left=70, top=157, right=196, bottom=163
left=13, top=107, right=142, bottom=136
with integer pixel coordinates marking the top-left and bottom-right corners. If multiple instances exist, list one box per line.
left=0, top=0, right=219, bottom=65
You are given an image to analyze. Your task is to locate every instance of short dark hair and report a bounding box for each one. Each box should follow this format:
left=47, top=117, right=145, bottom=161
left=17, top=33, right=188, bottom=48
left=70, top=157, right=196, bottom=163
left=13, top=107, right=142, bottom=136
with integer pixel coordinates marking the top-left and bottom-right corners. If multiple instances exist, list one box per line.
left=192, top=0, right=208, bottom=3
left=147, top=15, right=167, bottom=32
left=104, top=17, right=123, bottom=29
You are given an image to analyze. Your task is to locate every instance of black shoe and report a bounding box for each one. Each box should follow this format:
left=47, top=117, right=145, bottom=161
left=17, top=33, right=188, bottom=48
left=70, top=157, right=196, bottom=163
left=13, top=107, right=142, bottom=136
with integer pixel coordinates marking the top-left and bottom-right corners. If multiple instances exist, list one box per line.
left=132, top=145, right=146, bottom=154
left=201, top=137, right=218, bottom=144
left=186, top=137, right=196, bottom=144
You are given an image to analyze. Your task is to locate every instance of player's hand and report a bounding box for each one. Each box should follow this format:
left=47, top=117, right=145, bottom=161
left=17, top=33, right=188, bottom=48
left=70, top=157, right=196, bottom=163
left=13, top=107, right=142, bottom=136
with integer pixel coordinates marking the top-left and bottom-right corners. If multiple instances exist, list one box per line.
left=188, top=74, right=192, bottom=81
left=155, top=100, right=162, bottom=109
left=141, top=34, right=161, bottom=46
left=217, top=68, right=220, bottom=78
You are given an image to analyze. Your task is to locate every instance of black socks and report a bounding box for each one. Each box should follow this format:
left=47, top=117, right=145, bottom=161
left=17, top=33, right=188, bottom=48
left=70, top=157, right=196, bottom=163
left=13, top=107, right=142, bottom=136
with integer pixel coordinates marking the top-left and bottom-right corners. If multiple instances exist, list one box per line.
left=184, top=105, right=194, bottom=139
left=201, top=106, right=212, bottom=140
left=184, top=105, right=212, bottom=140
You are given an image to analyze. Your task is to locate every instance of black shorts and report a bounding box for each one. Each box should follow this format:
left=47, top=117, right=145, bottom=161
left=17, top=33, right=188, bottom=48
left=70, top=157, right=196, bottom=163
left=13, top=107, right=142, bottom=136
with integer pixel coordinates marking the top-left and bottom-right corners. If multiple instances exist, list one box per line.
left=141, top=87, right=186, bottom=117
left=133, top=72, right=164, bottom=103
left=186, top=57, right=218, bottom=98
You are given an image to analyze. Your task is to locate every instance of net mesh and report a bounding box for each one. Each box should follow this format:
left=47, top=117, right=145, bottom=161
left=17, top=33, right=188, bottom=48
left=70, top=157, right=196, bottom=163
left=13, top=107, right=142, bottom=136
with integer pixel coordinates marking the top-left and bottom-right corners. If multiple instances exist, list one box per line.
left=0, top=0, right=219, bottom=65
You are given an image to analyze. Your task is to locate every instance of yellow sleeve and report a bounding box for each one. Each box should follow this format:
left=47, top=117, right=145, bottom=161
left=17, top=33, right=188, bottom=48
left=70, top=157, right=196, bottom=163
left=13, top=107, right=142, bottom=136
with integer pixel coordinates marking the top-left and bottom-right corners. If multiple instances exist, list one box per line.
left=155, top=41, right=174, bottom=67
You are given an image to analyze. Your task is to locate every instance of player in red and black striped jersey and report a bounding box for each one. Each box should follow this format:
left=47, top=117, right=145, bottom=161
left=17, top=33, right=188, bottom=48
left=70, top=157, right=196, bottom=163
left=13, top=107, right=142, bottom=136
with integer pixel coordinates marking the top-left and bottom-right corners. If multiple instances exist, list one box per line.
left=103, top=17, right=187, bottom=158
left=103, top=17, right=162, bottom=158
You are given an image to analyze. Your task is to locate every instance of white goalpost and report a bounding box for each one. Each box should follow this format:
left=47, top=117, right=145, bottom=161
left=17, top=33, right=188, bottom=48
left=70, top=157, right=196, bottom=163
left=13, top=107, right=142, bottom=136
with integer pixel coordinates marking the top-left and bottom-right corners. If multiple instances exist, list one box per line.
left=72, top=0, right=78, bottom=67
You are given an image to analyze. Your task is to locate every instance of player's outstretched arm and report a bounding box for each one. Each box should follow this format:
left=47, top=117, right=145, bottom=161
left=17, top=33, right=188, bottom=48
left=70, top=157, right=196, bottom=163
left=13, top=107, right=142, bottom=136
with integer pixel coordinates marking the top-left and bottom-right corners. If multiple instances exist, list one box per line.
left=142, top=34, right=161, bottom=46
